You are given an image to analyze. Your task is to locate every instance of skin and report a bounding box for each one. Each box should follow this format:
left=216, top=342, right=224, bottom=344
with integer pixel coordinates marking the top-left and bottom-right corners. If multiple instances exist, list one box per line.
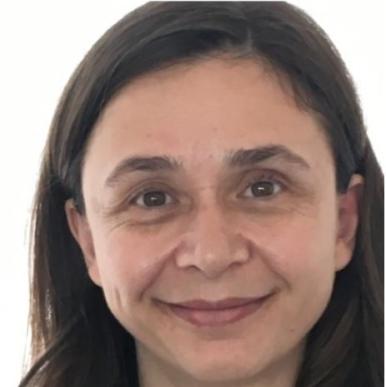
left=65, top=57, right=363, bottom=387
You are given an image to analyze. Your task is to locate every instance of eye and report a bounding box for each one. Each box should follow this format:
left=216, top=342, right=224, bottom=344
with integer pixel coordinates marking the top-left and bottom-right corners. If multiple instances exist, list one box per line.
left=131, top=189, right=174, bottom=209
left=242, top=177, right=283, bottom=199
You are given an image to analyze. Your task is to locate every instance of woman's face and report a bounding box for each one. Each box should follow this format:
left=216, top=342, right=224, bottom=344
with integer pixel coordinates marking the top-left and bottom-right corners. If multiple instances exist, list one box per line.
left=66, top=58, right=362, bottom=387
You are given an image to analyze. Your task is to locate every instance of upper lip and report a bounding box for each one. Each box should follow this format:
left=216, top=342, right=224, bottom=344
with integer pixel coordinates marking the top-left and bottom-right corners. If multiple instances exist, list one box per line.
left=166, top=296, right=269, bottom=310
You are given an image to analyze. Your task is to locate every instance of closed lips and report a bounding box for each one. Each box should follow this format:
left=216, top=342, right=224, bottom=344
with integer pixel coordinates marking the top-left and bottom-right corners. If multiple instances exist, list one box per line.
left=167, top=295, right=271, bottom=310
left=163, top=295, right=273, bottom=327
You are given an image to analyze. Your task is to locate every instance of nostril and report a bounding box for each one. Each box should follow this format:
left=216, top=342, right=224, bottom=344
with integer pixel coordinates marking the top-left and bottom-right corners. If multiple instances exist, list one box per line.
left=174, top=218, right=252, bottom=276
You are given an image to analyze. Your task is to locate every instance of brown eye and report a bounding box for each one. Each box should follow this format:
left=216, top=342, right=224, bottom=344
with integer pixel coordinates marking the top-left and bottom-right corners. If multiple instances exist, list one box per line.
left=252, top=181, right=275, bottom=196
left=134, top=190, right=173, bottom=208
left=244, top=180, right=282, bottom=198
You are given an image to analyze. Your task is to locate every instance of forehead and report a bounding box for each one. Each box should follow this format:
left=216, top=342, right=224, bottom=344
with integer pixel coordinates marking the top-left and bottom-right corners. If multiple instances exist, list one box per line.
left=84, top=58, right=333, bottom=180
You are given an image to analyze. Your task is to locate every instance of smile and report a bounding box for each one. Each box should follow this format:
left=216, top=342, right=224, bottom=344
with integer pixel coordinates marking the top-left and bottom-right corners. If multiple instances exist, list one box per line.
left=160, top=295, right=272, bottom=327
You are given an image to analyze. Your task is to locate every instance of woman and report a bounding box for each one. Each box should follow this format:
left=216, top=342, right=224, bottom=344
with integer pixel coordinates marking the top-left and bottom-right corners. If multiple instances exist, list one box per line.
left=19, top=2, right=383, bottom=386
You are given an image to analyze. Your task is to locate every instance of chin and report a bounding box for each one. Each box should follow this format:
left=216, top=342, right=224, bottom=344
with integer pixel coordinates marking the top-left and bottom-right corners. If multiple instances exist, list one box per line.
left=181, top=353, right=263, bottom=384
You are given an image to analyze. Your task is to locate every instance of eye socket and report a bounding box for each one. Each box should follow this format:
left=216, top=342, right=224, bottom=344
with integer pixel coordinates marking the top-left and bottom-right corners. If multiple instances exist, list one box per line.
left=132, top=189, right=174, bottom=208
left=130, top=174, right=284, bottom=210
left=242, top=179, right=283, bottom=199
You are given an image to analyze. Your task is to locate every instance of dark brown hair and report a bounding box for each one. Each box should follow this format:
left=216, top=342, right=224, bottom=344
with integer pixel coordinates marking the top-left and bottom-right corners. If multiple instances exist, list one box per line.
left=19, top=2, right=383, bottom=386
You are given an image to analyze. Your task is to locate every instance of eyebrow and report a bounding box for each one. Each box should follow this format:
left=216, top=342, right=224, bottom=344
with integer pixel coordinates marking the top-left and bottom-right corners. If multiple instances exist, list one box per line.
left=104, top=144, right=311, bottom=188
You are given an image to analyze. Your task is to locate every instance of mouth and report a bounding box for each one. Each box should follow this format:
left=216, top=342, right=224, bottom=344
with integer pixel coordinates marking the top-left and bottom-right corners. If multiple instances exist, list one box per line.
left=167, top=296, right=267, bottom=310
left=159, top=294, right=273, bottom=327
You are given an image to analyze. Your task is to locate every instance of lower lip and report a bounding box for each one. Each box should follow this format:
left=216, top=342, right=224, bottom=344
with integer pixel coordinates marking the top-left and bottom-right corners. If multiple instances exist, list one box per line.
left=165, top=297, right=270, bottom=327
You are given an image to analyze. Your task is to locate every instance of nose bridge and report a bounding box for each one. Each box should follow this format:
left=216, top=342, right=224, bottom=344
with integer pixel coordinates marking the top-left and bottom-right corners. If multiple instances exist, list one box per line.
left=195, top=200, right=230, bottom=254
left=176, top=190, right=251, bottom=277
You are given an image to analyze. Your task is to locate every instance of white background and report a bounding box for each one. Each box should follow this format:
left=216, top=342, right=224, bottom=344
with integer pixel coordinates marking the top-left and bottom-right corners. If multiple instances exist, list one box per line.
left=0, top=1, right=384, bottom=386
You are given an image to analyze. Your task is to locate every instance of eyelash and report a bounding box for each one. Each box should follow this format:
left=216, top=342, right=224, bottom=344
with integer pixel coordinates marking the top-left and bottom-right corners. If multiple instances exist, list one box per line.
left=242, top=173, right=284, bottom=200
left=128, top=172, right=286, bottom=211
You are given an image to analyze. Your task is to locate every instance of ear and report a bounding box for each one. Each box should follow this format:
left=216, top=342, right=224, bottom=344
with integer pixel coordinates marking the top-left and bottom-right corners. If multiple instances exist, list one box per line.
left=334, top=174, right=364, bottom=272
left=64, top=199, right=102, bottom=286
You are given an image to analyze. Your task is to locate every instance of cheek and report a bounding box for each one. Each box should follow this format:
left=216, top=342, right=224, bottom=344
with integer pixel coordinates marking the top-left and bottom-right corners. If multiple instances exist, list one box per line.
left=243, top=212, right=338, bottom=342
left=271, top=213, right=337, bottom=283
left=92, top=226, right=168, bottom=303
left=262, top=205, right=338, bottom=319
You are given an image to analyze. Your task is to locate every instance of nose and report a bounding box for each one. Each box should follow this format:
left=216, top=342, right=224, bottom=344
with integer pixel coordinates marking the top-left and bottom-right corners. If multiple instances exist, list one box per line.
left=175, top=200, right=252, bottom=279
